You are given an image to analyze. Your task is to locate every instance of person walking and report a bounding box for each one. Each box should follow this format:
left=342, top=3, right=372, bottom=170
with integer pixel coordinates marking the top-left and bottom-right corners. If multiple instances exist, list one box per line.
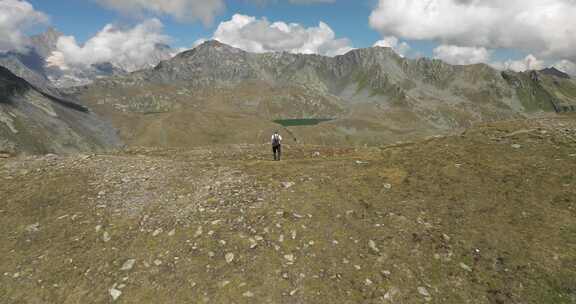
left=271, top=131, right=283, bottom=161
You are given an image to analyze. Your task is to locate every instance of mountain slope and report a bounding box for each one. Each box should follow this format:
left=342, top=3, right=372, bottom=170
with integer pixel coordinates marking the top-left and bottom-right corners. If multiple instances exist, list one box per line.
left=0, top=66, right=122, bottom=154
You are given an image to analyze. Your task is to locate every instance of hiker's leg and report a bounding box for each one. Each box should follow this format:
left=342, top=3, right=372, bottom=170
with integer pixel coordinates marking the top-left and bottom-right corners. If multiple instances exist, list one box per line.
left=272, top=146, right=277, bottom=160
left=278, top=145, right=282, bottom=161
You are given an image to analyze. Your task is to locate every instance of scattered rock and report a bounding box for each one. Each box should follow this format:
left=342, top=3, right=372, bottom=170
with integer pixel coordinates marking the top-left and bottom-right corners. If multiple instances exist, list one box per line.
left=417, top=286, right=430, bottom=297
left=384, top=287, right=400, bottom=300
left=152, top=228, right=163, bottom=236
left=442, top=234, right=451, bottom=242
left=368, top=240, right=380, bottom=253
left=168, top=229, right=176, bottom=236
left=225, top=253, right=235, bottom=263
left=121, top=259, right=136, bottom=271
left=243, top=291, right=254, bottom=297
left=383, top=183, right=392, bottom=190
left=194, top=226, right=203, bottom=238
left=460, top=262, right=472, bottom=272
left=25, top=223, right=40, bottom=233
left=102, top=231, right=111, bottom=242
left=284, top=254, right=295, bottom=263
left=109, top=287, right=122, bottom=301
left=511, top=144, right=522, bottom=149
left=44, top=154, right=58, bottom=160
left=281, top=182, right=295, bottom=189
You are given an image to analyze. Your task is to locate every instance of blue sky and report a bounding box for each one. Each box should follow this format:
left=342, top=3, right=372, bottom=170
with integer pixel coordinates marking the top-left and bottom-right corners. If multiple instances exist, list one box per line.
left=26, top=0, right=425, bottom=54
left=5, top=0, right=575, bottom=75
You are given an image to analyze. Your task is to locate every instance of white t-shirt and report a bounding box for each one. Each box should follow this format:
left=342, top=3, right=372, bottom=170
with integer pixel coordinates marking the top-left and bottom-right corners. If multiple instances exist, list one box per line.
left=271, top=134, right=282, bottom=144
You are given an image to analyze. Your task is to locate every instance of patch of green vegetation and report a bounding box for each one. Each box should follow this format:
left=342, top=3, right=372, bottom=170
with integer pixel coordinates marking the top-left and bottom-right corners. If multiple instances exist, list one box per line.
left=546, top=79, right=576, bottom=103
left=503, top=72, right=557, bottom=112
left=273, top=118, right=334, bottom=127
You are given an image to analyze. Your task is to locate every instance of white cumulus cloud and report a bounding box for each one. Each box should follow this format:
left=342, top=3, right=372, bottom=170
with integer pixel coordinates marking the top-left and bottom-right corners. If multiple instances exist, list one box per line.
left=47, top=19, right=171, bottom=72
left=433, top=45, right=491, bottom=65
left=0, top=0, right=48, bottom=52
left=373, top=36, right=410, bottom=57
left=210, top=14, right=353, bottom=56
left=95, top=0, right=225, bottom=25
left=369, top=0, right=576, bottom=62
left=490, top=54, right=546, bottom=72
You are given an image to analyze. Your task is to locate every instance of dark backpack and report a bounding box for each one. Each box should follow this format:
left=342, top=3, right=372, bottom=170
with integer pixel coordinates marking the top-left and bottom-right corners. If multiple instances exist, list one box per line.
left=272, top=134, right=281, bottom=147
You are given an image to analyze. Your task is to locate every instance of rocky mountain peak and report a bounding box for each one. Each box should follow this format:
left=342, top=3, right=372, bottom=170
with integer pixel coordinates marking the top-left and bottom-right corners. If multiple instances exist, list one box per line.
left=178, top=40, right=245, bottom=58
left=42, top=27, right=63, bottom=40
left=30, top=27, right=63, bottom=58
left=540, top=67, right=570, bottom=79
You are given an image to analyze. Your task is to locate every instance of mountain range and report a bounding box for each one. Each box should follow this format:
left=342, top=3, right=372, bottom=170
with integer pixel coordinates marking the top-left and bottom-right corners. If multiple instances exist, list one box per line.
left=0, top=28, right=173, bottom=89
left=68, top=40, right=576, bottom=148
left=1, top=39, right=576, bottom=153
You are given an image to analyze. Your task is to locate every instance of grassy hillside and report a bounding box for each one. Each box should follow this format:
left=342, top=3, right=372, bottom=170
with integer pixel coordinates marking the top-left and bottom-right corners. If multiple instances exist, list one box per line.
left=1, top=116, right=575, bottom=303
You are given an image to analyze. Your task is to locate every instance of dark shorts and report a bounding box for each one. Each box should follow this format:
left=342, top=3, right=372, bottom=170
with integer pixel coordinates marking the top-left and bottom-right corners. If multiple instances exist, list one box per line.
left=272, top=145, right=281, bottom=159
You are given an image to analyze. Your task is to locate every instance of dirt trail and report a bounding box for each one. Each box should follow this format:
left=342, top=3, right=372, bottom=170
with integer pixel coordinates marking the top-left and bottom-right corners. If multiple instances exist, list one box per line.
left=1, top=117, right=576, bottom=303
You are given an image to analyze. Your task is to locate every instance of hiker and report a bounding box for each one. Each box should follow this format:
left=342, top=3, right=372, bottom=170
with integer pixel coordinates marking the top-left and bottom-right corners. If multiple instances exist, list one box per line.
left=271, top=131, right=283, bottom=161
